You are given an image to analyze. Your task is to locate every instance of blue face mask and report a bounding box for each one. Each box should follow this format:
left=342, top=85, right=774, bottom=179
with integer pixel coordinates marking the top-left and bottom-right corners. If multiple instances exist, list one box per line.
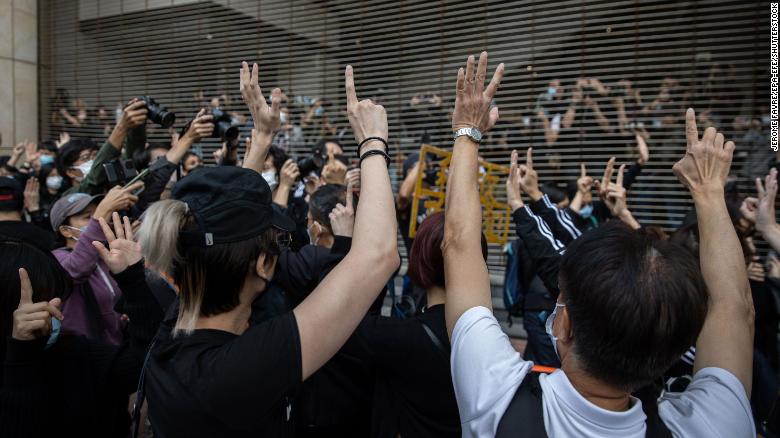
left=39, top=155, right=55, bottom=166
left=46, top=317, right=61, bottom=349
left=545, top=302, right=566, bottom=360
left=579, top=204, right=594, bottom=219
left=547, top=86, right=557, bottom=97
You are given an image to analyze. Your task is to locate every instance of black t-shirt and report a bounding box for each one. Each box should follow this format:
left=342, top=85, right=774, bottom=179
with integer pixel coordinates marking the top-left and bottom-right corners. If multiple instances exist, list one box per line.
left=0, top=220, right=57, bottom=251
left=350, top=304, right=461, bottom=437
left=146, top=312, right=302, bottom=437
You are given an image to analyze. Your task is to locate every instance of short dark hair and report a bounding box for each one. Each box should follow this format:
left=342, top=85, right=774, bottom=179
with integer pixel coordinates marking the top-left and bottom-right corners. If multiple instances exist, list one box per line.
left=541, top=182, right=568, bottom=204
left=407, top=212, right=488, bottom=290
left=309, top=184, right=346, bottom=233
left=267, top=146, right=289, bottom=175
left=559, top=222, right=708, bottom=391
left=0, top=239, right=71, bottom=351
left=134, top=142, right=171, bottom=170
left=56, top=139, right=98, bottom=183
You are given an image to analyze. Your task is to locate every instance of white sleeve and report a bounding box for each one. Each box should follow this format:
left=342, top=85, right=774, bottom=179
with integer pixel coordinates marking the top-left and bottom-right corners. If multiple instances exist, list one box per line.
left=658, top=367, right=754, bottom=438
left=450, top=306, right=533, bottom=438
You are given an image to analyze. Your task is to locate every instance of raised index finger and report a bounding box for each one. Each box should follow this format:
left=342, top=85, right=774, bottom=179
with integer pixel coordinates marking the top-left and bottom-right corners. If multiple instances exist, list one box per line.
left=580, top=163, right=587, bottom=178
left=526, top=147, right=534, bottom=169
left=616, top=164, right=626, bottom=187
left=685, top=108, right=698, bottom=151
left=18, top=268, right=33, bottom=306
left=345, top=65, right=358, bottom=109
left=602, top=157, right=615, bottom=186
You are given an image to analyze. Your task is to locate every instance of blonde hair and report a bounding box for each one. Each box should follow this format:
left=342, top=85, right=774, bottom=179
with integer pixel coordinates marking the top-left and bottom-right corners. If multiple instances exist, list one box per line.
left=137, top=199, right=201, bottom=335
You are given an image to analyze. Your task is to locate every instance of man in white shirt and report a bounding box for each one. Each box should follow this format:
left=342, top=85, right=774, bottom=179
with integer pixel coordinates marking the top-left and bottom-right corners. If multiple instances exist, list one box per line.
left=443, top=51, right=756, bottom=437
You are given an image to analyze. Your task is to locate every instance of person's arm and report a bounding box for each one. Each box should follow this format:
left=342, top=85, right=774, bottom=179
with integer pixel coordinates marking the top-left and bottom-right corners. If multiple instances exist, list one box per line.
left=756, top=168, right=780, bottom=252
left=239, top=61, right=280, bottom=174
left=443, top=52, right=504, bottom=338
left=396, top=160, right=419, bottom=210
left=273, top=160, right=300, bottom=208
left=673, top=108, right=753, bottom=396
left=293, top=65, right=399, bottom=380
left=569, top=163, right=592, bottom=214
left=77, top=141, right=121, bottom=195
left=583, top=96, right=612, bottom=133
left=166, top=111, right=213, bottom=165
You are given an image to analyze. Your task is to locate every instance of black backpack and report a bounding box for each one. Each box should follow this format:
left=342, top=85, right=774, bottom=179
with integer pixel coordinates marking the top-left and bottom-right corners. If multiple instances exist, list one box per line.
left=495, top=371, right=672, bottom=438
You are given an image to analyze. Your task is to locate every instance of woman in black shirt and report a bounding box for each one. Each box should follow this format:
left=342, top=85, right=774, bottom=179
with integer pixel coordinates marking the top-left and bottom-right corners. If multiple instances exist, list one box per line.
left=137, top=63, right=399, bottom=437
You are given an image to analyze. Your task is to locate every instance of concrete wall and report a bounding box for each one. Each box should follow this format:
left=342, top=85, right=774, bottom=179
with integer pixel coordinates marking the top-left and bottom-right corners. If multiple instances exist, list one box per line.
left=0, top=0, right=37, bottom=152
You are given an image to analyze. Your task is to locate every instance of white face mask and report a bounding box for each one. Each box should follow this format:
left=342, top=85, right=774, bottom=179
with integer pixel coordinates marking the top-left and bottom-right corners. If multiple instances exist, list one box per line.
left=545, top=302, right=566, bottom=360
left=64, top=225, right=87, bottom=241
left=262, top=170, right=278, bottom=190
left=72, top=160, right=93, bottom=182
left=46, top=175, right=63, bottom=190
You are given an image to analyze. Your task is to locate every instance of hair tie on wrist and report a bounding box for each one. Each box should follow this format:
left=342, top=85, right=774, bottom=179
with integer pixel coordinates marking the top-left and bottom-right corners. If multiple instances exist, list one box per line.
left=358, top=137, right=388, bottom=156
left=359, top=149, right=391, bottom=168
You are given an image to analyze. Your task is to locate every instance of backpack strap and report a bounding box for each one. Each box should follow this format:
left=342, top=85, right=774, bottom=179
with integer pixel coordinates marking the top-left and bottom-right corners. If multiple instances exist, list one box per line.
left=419, top=319, right=450, bottom=362
left=496, top=369, right=673, bottom=438
left=496, top=371, right=548, bottom=438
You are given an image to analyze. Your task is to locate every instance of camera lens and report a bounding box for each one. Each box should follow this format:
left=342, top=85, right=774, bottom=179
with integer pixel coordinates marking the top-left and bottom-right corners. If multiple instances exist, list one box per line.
left=159, top=111, right=176, bottom=128
left=211, top=108, right=239, bottom=142
left=141, top=96, right=176, bottom=128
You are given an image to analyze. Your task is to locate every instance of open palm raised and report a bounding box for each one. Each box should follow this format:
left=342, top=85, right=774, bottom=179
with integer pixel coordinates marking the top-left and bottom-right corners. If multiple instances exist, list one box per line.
left=92, top=212, right=143, bottom=274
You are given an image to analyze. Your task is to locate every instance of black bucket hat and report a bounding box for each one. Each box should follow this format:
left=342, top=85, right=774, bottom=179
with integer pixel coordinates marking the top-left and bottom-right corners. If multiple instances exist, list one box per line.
left=172, top=166, right=295, bottom=247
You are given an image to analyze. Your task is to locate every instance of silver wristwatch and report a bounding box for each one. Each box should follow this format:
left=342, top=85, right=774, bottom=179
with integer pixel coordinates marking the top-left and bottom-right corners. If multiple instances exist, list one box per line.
left=453, top=127, right=483, bottom=143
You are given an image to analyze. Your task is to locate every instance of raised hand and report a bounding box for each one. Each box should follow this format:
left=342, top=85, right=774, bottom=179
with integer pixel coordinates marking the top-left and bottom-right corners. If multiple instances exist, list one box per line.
left=118, top=99, right=148, bottom=131
left=602, top=164, right=628, bottom=217
left=345, top=168, right=361, bottom=194
left=24, top=140, right=39, bottom=164
left=93, top=182, right=143, bottom=221
left=636, top=132, right=650, bottom=165
left=23, top=177, right=40, bottom=213
left=329, top=182, right=356, bottom=237
left=56, top=132, right=71, bottom=148
left=345, top=65, right=388, bottom=149
left=279, top=159, right=301, bottom=188
left=740, top=197, right=759, bottom=225
left=578, top=163, right=593, bottom=194
left=506, top=149, right=524, bottom=211
left=746, top=256, right=765, bottom=283
left=240, top=61, right=281, bottom=135
left=182, top=109, right=214, bottom=144
left=672, top=108, right=735, bottom=198
left=452, top=52, right=504, bottom=134
left=755, top=168, right=778, bottom=234
left=12, top=268, right=64, bottom=341
left=594, top=157, right=616, bottom=199
left=92, top=213, right=143, bottom=274
left=321, top=152, right=347, bottom=185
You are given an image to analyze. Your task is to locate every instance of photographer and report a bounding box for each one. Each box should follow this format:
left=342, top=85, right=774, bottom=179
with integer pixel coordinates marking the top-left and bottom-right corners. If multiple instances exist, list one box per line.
left=61, top=99, right=147, bottom=196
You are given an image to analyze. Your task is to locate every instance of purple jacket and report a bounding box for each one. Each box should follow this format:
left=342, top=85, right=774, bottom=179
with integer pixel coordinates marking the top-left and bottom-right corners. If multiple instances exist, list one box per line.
left=53, top=218, right=124, bottom=345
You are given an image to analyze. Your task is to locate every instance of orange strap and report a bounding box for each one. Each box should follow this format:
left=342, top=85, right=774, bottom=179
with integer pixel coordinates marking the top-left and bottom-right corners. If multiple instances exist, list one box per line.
left=531, top=365, right=557, bottom=374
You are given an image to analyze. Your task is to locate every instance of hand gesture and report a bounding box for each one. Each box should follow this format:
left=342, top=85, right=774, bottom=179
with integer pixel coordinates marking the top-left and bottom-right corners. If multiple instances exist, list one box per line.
left=672, top=108, right=735, bottom=199
left=506, top=150, right=524, bottom=211
left=117, top=99, right=148, bottom=131
left=755, top=168, right=778, bottom=234
left=345, top=65, right=388, bottom=148
left=56, top=132, right=71, bottom=148
left=452, top=52, right=504, bottom=134
left=240, top=61, right=281, bottom=135
left=602, top=164, right=629, bottom=218
left=768, top=253, right=780, bottom=280
left=345, top=168, right=361, bottom=194
left=747, top=256, right=765, bottom=283
left=279, top=159, right=301, bottom=187
left=92, top=213, right=143, bottom=274
left=329, top=183, right=356, bottom=237
left=182, top=109, right=214, bottom=144
left=11, top=142, right=25, bottom=159
left=594, top=157, right=616, bottom=199
left=24, top=140, right=39, bottom=164
left=23, top=178, right=40, bottom=212
left=93, top=182, right=143, bottom=221
left=12, top=268, right=64, bottom=341
left=740, top=197, right=759, bottom=225
left=517, top=147, right=541, bottom=200
left=321, top=152, right=347, bottom=185
left=577, top=163, right=593, bottom=194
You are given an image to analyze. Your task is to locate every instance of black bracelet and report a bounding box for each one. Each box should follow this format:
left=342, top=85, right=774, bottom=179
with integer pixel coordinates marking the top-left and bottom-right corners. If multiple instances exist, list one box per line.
left=359, top=149, right=391, bottom=168
left=358, top=137, right=388, bottom=156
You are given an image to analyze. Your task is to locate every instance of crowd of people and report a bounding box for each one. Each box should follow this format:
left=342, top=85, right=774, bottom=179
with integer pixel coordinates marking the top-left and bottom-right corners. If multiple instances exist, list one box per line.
left=0, top=49, right=777, bottom=438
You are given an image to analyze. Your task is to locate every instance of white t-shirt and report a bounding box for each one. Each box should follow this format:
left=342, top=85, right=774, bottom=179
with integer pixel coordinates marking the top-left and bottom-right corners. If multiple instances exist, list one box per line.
left=450, top=306, right=755, bottom=438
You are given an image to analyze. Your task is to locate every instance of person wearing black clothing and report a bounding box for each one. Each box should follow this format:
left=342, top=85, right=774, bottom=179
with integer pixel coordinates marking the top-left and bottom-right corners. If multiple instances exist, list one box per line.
left=0, top=177, right=57, bottom=251
left=0, top=217, right=164, bottom=438
left=136, top=64, right=399, bottom=437
left=346, top=211, right=473, bottom=437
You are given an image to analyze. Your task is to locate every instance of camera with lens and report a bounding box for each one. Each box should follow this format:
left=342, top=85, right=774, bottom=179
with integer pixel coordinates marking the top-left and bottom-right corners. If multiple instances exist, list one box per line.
left=103, top=159, right=139, bottom=187
left=140, top=96, right=176, bottom=128
left=211, top=108, right=239, bottom=142
left=297, top=143, right=327, bottom=176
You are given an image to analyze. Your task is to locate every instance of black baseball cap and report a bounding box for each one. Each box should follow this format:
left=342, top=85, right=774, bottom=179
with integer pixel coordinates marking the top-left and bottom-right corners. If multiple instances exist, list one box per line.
left=172, top=166, right=295, bottom=247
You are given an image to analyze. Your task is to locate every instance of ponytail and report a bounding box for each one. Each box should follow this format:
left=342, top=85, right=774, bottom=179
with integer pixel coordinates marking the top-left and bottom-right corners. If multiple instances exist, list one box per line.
left=138, top=199, right=188, bottom=275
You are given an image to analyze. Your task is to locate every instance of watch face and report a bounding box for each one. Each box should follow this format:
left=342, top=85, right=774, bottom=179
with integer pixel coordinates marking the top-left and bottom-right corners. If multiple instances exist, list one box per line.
left=470, top=128, right=483, bottom=141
